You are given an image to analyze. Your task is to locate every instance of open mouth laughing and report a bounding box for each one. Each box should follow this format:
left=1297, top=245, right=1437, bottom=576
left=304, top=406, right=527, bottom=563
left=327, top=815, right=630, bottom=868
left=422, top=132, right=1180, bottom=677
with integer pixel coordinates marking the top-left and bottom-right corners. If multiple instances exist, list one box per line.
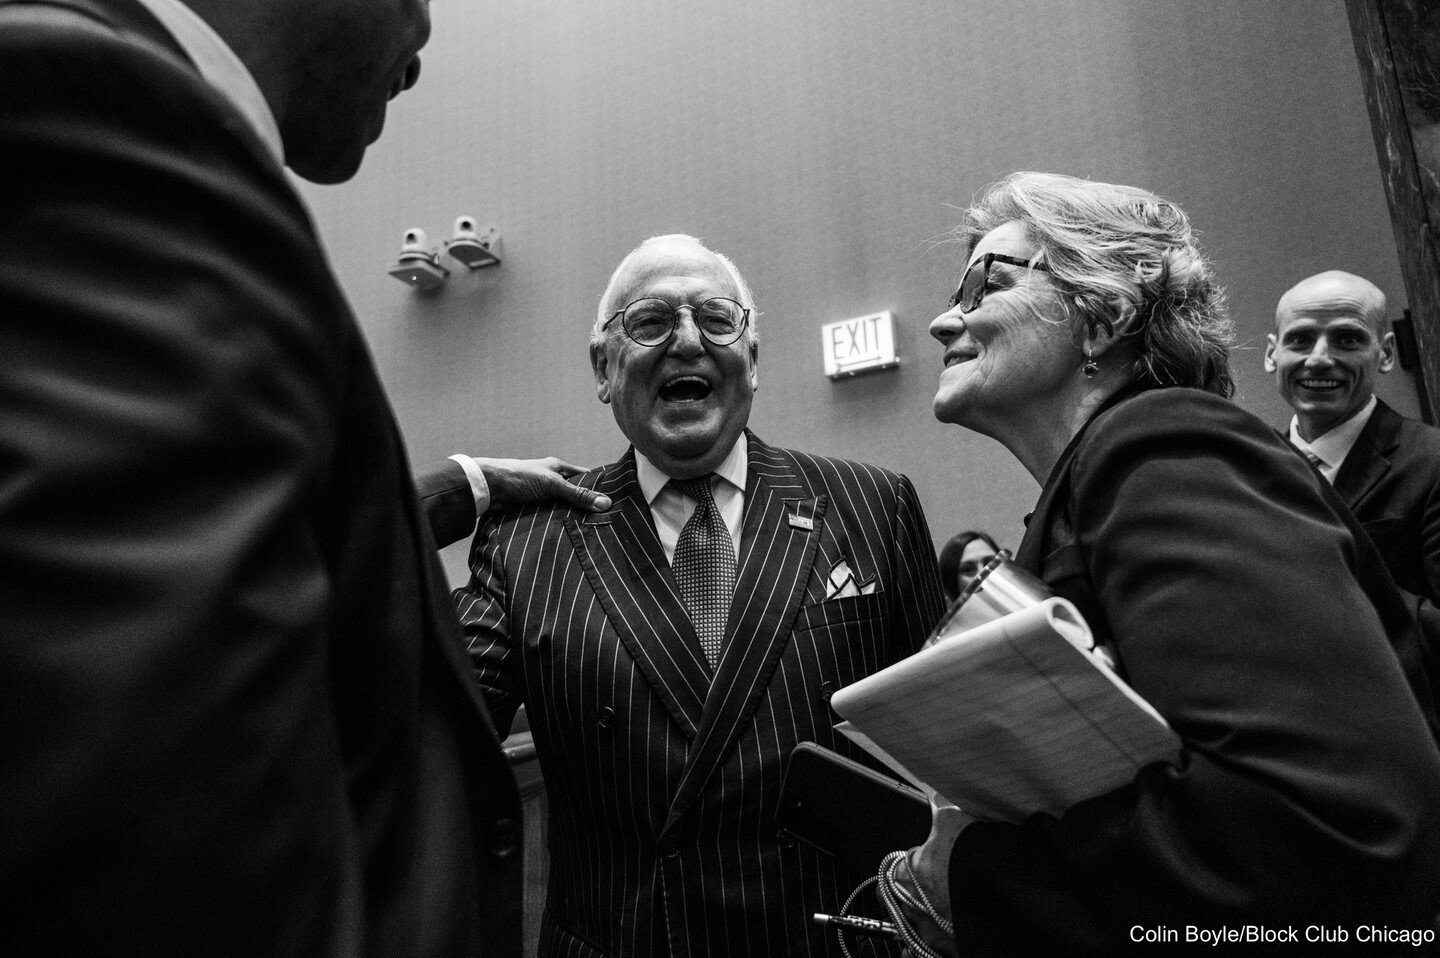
left=659, top=375, right=714, bottom=403
left=943, top=347, right=979, bottom=369
left=1295, top=377, right=1344, bottom=393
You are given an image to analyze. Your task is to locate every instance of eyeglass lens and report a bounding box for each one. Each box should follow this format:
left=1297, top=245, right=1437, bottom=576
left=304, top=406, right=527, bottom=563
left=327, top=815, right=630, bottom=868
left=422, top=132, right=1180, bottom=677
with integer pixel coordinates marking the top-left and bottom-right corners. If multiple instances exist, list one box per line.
left=623, top=298, right=746, bottom=346
left=953, top=257, right=991, bottom=313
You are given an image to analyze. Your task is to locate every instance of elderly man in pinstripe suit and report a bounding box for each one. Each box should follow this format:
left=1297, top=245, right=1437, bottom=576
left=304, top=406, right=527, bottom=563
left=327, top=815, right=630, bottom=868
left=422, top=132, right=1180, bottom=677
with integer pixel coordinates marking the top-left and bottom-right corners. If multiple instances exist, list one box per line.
left=453, top=235, right=945, bottom=957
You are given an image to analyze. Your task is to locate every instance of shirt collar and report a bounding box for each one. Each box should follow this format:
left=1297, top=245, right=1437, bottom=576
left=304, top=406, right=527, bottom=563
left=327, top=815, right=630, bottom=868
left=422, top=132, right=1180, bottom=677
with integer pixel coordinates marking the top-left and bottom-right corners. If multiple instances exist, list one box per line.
left=1289, top=394, right=1378, bottom=469
left=635, top=435, right=749, bottom=505
left=132, top=0, right=285, bottom=166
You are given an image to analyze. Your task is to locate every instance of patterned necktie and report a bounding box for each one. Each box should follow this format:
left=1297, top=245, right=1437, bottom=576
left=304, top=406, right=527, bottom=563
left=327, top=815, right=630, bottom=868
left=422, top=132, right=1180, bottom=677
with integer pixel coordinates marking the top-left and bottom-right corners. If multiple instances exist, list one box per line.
left=670, top=475, right=736, bottom=668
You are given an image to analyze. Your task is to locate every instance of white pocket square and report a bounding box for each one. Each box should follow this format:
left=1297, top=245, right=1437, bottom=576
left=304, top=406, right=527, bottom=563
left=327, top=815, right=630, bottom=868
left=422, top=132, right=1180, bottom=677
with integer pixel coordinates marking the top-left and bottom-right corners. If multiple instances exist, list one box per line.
left=826, top=559, right=876, bottom=599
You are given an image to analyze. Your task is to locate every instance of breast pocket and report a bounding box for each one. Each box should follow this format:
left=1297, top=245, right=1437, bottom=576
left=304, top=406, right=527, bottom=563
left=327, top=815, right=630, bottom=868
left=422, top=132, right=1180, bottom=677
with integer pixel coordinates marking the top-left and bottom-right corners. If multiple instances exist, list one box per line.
left=793, top=592, right=885, bottom=632
left=790, top=593, right=892, bottom=723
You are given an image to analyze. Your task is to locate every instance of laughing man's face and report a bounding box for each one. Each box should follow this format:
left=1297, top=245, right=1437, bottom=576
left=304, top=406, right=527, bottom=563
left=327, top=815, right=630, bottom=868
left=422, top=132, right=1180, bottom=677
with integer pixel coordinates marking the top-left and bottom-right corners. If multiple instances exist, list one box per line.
left=592, top=240, right=758, bottom=479
left=1266, top=274, right=1394, bottom=441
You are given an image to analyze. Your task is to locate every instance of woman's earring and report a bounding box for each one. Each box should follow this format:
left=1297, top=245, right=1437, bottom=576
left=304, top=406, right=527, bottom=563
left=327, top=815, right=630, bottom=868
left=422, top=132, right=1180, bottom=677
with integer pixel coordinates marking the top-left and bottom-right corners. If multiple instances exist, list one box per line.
left=1082, top=344, right=1099, bottom=379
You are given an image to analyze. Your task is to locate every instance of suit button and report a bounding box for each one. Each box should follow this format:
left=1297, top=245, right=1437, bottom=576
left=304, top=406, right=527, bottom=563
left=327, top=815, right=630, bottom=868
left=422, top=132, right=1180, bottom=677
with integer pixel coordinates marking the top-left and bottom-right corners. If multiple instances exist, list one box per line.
left=661, top=840, right=679, bottom=860
left=819, top=681, right=836, bottom=703
left=488, top=818, right=518, bottom=859
left=597, top=706, right=615, bottom=730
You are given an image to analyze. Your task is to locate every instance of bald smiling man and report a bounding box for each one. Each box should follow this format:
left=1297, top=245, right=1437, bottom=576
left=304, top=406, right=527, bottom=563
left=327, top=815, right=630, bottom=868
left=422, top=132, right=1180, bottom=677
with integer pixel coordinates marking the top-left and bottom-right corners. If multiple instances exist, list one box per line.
left=1267, top=269, right=1440, bottom=690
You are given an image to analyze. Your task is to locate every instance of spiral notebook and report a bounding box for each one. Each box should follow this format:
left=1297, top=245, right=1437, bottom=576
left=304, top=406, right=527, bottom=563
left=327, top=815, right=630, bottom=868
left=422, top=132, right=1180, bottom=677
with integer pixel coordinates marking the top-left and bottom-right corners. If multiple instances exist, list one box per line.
left=829, top=597, right=1180, bottom=822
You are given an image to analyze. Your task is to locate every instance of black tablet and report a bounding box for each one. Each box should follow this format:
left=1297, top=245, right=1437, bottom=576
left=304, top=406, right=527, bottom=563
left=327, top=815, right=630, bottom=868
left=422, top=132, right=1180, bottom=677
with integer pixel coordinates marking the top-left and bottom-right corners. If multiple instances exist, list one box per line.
left=777, top=742, right=931, bottom=876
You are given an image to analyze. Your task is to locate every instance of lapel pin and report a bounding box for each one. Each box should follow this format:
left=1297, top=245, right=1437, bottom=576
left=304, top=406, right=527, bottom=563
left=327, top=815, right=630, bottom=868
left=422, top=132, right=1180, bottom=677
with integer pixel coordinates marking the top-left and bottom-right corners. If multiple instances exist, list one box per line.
left=787, top=513, right=814, bottom=531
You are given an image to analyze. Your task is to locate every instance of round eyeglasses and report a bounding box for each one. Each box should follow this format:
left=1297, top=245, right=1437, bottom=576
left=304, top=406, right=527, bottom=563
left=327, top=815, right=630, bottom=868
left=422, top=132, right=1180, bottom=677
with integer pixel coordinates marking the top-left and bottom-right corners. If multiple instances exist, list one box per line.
left=605, top=297, right=750, bottom=347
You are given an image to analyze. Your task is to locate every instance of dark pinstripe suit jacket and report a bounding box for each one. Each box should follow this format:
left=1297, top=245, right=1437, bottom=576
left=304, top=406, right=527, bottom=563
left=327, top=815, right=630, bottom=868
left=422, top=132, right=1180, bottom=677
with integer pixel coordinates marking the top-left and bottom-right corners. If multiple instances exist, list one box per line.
left=454, top=432, right=944, bottom=957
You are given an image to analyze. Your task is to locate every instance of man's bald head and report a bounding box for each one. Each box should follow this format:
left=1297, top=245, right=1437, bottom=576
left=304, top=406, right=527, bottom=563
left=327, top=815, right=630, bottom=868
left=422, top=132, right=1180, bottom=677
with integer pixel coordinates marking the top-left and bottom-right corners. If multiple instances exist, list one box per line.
left=1275, top=271, right=1387, bottom=335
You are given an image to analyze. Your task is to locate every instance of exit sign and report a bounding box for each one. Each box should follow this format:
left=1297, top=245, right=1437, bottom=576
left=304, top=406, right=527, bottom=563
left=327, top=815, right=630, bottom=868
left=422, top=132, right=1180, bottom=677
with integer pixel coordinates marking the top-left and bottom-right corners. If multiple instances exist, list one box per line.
left=821, top=311, right=898, bottom=379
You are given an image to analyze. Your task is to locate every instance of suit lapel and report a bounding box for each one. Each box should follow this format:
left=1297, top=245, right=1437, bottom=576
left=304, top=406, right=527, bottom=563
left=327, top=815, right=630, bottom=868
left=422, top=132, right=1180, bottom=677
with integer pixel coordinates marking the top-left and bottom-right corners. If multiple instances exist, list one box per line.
left=664, top=434, right=824, bottom=831
left=565, top=453, right=709, bottom=739
left=1334, top=400, right=1400, bottom=510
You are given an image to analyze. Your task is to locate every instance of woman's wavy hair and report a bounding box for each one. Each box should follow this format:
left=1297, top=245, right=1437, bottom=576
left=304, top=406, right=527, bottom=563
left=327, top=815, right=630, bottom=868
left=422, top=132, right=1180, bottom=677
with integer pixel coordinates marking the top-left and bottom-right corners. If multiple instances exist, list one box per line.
left=952, top=172, right=1234, bottom=397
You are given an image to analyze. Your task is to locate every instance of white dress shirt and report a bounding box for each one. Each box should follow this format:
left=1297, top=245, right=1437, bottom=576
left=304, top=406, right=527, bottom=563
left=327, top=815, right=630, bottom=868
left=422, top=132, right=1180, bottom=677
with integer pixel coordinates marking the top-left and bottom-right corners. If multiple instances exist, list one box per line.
left=1288, top=394, right=1378, bottom=483
left=635, top=436, right=747, bottom=564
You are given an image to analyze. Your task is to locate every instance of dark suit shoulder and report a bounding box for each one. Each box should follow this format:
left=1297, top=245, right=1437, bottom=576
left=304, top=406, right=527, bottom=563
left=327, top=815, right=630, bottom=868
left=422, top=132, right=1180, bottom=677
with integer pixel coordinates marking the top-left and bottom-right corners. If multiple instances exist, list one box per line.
left=4, top=1, right=295, bottom=199
left=1343, top=401, right=1440, bottom=505
left=763, top=443, right=910, bottom=502
left=1387, top=404, right=1440, bottom=459
left=1075, top=387, right=1288, bottom=471
left=1090, top=386, right=1261, bottom=438
left=2, top=2, right=196, bottom=94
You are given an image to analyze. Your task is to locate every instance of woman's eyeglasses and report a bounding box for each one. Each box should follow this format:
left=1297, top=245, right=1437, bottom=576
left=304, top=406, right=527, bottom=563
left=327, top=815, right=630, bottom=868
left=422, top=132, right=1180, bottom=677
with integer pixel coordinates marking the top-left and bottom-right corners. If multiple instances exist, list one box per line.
left=950, top=253, right=1051, bottom=313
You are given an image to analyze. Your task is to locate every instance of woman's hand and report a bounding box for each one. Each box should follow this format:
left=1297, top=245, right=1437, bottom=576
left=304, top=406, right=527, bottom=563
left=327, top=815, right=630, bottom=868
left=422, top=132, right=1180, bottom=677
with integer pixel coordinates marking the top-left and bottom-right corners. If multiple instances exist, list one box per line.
left=912, top=796, right=971, bottom=916
left=886, top=794, right=972, bottom=958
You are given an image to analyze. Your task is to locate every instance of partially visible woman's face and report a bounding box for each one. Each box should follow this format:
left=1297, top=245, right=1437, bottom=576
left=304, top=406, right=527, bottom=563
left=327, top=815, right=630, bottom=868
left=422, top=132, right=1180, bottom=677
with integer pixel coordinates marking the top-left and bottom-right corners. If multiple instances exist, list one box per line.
left=929, top=220, right=1076, bottom=433
left=956, top=538, right=998, bottom=594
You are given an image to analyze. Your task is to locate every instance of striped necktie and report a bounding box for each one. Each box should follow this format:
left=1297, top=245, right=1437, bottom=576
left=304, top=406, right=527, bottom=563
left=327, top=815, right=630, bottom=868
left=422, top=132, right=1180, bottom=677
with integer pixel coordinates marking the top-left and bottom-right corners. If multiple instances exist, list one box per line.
left=1303, top=448, right=1326, bottom=472
left=670, top=475, right=736, bottom=668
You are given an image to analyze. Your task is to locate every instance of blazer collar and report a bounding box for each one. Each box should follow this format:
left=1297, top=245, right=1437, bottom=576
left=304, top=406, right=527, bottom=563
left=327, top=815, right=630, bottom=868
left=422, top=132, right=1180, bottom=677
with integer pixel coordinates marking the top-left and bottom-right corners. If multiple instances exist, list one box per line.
left=1333, top=397, right=1401, bottom=506
left=1015, top=384, right=1145, bottom=570
left=130, top=0, right=284, bottom=164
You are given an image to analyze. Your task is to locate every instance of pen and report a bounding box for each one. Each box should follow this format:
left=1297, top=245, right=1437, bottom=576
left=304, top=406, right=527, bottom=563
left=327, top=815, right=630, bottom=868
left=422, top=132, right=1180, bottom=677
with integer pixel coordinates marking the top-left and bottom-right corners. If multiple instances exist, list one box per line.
left=812, top=912, right=899, bottom=939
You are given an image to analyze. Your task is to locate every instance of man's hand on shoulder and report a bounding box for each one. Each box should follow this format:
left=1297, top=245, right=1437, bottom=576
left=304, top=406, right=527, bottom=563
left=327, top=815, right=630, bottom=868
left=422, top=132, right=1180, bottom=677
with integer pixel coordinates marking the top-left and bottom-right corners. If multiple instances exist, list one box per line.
left=477, top=457, right=611, bottom=513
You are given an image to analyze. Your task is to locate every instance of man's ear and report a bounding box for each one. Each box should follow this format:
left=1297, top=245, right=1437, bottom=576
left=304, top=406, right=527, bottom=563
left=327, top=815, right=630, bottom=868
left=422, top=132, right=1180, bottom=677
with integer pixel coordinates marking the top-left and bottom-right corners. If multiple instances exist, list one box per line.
left=591, top=342, right=612, bottom=404
left=748, top=339, right=759, bottom=392
left=1264, top=333, right=1278, bottom=374
left=1378, top=330, right=1397, bottom=374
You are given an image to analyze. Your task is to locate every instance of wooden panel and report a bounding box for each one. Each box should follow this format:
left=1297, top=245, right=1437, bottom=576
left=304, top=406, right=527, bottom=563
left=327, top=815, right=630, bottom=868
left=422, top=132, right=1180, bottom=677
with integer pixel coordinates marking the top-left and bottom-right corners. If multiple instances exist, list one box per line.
left=503, top=728, right=549, bottom=956
left=1347, top=0, right=1440, bottom=422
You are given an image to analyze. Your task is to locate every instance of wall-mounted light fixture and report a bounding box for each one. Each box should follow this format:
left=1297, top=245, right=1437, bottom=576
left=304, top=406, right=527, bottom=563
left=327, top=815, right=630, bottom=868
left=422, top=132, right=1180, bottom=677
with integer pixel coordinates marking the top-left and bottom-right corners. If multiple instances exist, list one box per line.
left=387, top=227, right=449, bottom=291
left=444, top=216, right=503, bottom=269
left=388, top=217, right=503, bottom=290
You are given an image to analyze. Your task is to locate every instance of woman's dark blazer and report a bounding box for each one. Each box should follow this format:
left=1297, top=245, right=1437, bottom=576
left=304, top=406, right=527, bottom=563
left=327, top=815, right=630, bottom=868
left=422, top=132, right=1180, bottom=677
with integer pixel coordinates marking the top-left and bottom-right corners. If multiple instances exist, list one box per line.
left=946, top=387, right=1440, bottom=954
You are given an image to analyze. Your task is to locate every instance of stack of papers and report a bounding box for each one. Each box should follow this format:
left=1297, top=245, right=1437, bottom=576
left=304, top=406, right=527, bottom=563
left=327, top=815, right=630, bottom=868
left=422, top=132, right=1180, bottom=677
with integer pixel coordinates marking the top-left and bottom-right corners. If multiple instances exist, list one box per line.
left=829, top=598, right=1180, bottom=822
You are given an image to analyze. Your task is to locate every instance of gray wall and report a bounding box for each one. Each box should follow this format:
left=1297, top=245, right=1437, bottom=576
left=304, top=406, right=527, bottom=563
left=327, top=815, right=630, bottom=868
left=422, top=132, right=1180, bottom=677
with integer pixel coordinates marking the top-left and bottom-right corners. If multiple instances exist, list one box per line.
left=298, top=0, right=1420, bottom=584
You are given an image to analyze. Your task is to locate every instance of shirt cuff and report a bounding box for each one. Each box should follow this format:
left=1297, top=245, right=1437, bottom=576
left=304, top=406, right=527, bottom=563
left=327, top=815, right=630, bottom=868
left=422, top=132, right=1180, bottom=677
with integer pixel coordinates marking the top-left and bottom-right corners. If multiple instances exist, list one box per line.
left=448, top=454, right=492, bottom=519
